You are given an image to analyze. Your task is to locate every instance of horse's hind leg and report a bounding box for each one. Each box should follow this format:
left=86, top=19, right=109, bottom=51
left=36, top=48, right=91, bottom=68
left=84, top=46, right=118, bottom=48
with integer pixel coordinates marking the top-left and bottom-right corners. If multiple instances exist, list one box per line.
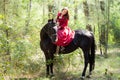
left=86, top=54, right=92, bottom=78
left=50, top=56, right=54, bottom=76
left=45, top=54, right=51, bottom=77
left=89, top=56, right=93, bottom=75
left=81, top=50, right=89, bottom=79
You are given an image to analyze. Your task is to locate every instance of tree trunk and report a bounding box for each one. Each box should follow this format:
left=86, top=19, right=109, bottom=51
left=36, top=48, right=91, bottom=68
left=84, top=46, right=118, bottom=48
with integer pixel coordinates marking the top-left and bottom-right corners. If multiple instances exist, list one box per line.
left=100, top=1, right=106, bottom=55
left=104, top=0, right=110, bottom=55
left=83, top=0, right=89, bottom=25
left=95, top=0, right=103, bottom=55
left=48, top=4, right=54, bottom=19
left=74, top=0, right=78, bottom=24
left=42, top=0, right=45, bottom=23
left=83, top=0, right=92, bottom=31
left=25, top=0, right=32, bottom=35
left=99, top=0, right=110, bottom=56
left=3, top=0, right=10, bottom=55
left=2, top=0, right=11, bottom=75
left=83, top=1, right=89, bottom=18
left=54, top=0, right=61, bottom=18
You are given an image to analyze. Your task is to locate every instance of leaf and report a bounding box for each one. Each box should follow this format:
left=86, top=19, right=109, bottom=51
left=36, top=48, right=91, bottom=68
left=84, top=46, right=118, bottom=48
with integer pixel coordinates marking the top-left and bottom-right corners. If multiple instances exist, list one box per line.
left=0, top=14, right=4, bottom=19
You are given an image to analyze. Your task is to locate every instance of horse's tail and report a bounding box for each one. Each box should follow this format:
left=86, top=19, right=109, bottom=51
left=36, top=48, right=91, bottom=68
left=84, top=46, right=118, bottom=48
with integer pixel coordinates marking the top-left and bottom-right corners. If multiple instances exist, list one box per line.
left=90, top=36, right=96, bottom=70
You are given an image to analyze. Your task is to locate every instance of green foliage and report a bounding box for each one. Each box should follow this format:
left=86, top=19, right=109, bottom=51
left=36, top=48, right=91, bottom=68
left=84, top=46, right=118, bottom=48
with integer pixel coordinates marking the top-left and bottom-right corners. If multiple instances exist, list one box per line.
left=111, top=18, right=120, bottom=43
left=0, top=0, right=44, bottom=78
left=112, top=26, right=120, bottom=43
left=0, top=0, right=120, bottom=79
left=110, top=0, right=120, bottom=43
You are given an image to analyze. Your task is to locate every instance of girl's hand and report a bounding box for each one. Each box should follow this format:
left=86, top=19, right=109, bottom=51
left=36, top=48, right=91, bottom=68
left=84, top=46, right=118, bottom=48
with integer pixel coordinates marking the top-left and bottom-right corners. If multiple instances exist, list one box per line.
left=56, top=22, right=59, bottom=26
left=57, top=26, right=61, bottom=29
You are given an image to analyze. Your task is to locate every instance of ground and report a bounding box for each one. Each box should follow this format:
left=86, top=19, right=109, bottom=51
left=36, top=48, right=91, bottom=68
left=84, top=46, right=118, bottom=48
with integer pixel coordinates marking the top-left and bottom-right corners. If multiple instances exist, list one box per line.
left=2, top=46, right=120, bottom=80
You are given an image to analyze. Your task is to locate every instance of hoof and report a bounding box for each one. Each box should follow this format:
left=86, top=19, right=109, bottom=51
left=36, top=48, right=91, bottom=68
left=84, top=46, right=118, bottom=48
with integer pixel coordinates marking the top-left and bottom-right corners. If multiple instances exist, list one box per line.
left=54, top=54, right=59, bottom=57
left=46, top=73, right=49, bottom=77
left=46, top=74, right=54, bottom=78
left=89, top=72, right=92, bottom=75
left=80, top=76, right=85, bottom=80
left=50, top=74, right=55, bottom=77
left=46, top=75, right=50, bottom=78
left=50, top=74, right=55, bottom=79
left=86, top=75, right=91, bottom=78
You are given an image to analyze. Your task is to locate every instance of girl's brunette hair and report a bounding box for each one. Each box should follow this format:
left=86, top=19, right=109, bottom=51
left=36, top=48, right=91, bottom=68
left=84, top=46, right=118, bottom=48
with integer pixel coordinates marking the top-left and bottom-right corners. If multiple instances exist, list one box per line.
left=62, top=7, right=69, bottom=20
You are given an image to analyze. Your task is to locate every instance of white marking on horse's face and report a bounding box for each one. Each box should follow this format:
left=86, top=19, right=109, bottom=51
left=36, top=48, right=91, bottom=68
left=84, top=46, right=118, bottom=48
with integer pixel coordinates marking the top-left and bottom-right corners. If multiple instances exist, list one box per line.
left=52, top=26, right=58, bottom=42
left=53, top=26, right=58, bottom=32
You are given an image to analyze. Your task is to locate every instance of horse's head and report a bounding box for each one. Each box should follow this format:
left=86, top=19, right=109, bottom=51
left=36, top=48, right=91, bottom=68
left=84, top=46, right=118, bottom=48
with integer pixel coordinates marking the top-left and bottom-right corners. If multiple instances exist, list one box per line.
left=44, top=19, right=58, bottom=43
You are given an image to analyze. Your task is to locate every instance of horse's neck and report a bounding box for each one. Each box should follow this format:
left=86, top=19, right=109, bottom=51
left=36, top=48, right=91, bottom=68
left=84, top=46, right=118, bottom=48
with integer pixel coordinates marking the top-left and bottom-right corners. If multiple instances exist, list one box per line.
left=40, top=28, right=49, bottom=40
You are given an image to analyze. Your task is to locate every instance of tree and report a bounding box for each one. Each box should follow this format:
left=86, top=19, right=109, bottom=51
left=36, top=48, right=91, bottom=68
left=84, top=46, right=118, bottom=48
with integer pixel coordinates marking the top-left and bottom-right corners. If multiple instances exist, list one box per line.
left=74, top=0, right=78, bottom=24
left=100, top=0, right=106, bottom=55
left=99, top=0, right=110, bottom=55
left=83, top=0, right=92, bottom=31
left=104, top=0, right=110, bottom=55
left=25, top=0, right=32, bottom=35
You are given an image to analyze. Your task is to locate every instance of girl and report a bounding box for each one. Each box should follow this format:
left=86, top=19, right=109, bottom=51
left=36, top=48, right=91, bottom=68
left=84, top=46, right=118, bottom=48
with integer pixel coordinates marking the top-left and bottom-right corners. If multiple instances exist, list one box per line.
left=54, top=7, right=74, bottom=56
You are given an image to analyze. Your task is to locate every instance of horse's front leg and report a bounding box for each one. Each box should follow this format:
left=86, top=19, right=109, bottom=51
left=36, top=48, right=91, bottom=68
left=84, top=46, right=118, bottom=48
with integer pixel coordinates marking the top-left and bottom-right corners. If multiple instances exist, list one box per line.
left=46, top=60, right=54, bottom=77
left=45, top=54, right=51, bottom=77
left=46, top=61, right=50, bottom=77
left=49, top=54, right=55, bottom=77
left=50, top=63, right=54, bottom=76
left=46, top=54, right=54, bottom=77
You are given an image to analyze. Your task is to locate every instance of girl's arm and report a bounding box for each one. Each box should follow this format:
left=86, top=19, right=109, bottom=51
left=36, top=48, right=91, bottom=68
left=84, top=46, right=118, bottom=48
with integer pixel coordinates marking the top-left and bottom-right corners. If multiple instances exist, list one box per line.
left=55, top=12, right=60, bottom=22
left=60, top=19, right=68, bottom=28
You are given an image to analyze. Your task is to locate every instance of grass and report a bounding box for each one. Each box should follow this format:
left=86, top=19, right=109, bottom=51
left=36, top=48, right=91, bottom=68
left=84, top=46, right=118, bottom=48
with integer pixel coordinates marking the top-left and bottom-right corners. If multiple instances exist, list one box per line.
left=1, top=47, right=120, bottom=80
left=40, top=47, right=120, bottom=80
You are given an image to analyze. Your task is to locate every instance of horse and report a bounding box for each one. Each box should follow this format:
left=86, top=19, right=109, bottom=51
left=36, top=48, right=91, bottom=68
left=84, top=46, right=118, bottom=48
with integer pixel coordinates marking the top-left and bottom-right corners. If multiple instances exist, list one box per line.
left=40, top=19, right=95, bottom=79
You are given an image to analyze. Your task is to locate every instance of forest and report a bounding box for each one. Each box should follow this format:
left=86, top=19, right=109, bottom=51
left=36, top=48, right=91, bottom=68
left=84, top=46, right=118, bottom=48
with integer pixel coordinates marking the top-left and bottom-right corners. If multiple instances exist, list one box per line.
left=0, top=0, right=120, bottom=80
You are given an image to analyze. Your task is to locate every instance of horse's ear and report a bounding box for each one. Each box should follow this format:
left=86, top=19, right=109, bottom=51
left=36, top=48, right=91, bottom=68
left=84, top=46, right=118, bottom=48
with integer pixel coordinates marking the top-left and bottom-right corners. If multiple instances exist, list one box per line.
left=48, top=19, right=51, bottom=23
left=48, top=19, right=54, bottom=23
left=51, top=19, right=53, bottom=22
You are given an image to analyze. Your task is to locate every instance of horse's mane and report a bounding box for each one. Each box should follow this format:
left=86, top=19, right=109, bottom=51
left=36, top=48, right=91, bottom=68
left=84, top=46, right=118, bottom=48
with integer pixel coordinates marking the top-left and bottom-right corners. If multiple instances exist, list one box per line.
left=40, top=24, right=48, bottom=40
left=40, top=19, right=54, bottom=40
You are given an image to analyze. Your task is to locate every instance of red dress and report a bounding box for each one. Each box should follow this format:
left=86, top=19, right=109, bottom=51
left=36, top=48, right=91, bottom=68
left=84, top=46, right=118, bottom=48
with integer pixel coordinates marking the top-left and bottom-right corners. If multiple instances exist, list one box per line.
left=54, top=13, right=75, bottom=46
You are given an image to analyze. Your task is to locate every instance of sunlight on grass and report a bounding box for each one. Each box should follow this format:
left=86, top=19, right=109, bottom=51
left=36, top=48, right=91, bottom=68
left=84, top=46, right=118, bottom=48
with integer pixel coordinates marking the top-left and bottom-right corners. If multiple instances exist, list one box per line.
left=1, top=47, right=120, bottom=80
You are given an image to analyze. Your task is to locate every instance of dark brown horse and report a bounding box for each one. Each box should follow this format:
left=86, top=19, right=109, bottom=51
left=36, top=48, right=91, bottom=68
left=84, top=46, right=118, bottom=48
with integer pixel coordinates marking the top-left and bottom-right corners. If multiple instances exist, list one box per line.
left=40, top=19, right=95, bottom=79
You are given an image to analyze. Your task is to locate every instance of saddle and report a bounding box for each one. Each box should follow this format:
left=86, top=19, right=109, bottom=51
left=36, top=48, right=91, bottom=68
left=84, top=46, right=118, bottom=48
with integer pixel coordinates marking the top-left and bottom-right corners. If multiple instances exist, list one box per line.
left=55, top=27, right=75, bottom=46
